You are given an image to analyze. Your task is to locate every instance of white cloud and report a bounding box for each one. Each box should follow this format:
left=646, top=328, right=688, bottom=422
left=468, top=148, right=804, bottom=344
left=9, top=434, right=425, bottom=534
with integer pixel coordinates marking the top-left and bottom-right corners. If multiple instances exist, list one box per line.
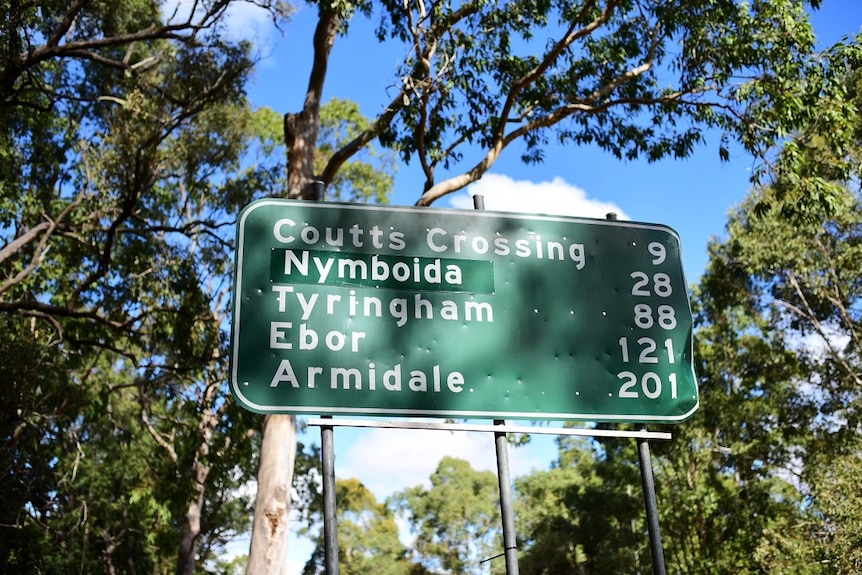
left=223, top=2, right=279, bottom=44
left=162, top=0, right=278, bottom=45
left=450, top=173, right=629, bottom=220
left=793, top=325, right=851, bottom=362
left=337, top=423, right=556, bottom=500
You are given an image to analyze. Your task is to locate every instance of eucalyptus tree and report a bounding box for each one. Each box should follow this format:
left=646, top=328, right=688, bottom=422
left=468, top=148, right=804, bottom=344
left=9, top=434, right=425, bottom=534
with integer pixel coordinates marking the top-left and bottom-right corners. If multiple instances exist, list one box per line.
left=515, top=437, right=636, bottom=575
left=701, top=65, right=862, bottom=435
left=390, top=457, right=503, bottom=575
left=650, top=65, right=862, bottom=573
left=652, top=300, right=815, bottom=574
left=301, top=478, right=417, bottom=575
left=0, top=1, right=292, bottom=573
left=256, top=1, right=859, bottom=569
left=283, top=0, right=858, bottom=203
left=1, top=0, right=399, bottom=569
left=689, top=186, right=862, bottom=572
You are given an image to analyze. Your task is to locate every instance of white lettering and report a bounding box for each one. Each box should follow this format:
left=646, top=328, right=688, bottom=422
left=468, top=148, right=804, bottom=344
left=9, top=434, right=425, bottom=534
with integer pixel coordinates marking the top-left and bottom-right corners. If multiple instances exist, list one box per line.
left=300, top=225, right=319, bottom=244
left=472, top=236, right=489, bottom=254
left=444, top=264, right=462, bottom=284
left=325, top=331, right=346, bottom=351
left=372, top=256, right=389, bottom=281
left=270, top=359, right=298, bottom=387
left=332, top=367, right=362, bottom=389
left=569, top=243, right=585, bottom=269
left=337, top=257, right=367, bottom=280
left=280, top=289, right=494, bottom=328
left=349, top=224, right=363, bottom=247
left=384, top=365, right=401, bottom=390
left=390, top=298, right=407, bottom=327
left=297, top=293, right=318, bottom=320
left=269, top=322, right=292, bottom=349
left=388, top=231, right=406, bottom=250
left=441, top=300, right=458, bottom=320
left=325, top=227, right=344, bottom=246
left=494, top=236, right=510, bottom=256
left=414, top=294, right=433, bottom=320
left=448, top=372, right=464, bottom=392
left=424, top=259, right=441, bottom=283
left=273, top=218, right=296, bottom=243
left=392, top=261, right=410, bottom=281
left=284, top=250, right=308, bottom=275
left=299, top=323, right=318, bottom=350
left=465, top=301, right=494, bottom=322
left=268, top=361, right=464, bottom=393
left=314, top=256, right=335, bottom=282
left=272, top=285, right=294, bottom=312
left=427, top=228, right=447, bottom=253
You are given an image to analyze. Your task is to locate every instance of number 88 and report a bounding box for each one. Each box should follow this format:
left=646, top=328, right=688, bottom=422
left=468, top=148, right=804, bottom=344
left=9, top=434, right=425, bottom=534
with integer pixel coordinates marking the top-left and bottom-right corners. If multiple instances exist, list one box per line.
left=634, top=304, right=677, bottom=330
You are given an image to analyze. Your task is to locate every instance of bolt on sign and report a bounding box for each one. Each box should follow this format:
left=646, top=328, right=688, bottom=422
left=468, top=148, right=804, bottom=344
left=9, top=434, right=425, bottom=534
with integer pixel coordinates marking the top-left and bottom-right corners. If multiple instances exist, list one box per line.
left=229, top=199, right=699, bottom=423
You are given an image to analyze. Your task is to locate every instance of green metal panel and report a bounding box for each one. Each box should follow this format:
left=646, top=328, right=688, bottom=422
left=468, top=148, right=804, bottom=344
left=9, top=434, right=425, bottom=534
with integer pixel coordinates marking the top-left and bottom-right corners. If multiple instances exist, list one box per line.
left=229, top=199, right=699, bottom=423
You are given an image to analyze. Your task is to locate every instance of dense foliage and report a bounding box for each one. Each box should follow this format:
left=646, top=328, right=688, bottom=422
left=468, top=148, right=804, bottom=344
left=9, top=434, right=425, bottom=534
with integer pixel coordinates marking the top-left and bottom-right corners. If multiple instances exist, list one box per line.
left=0, top=1, right=386, bottom=572
left=2, top=0, right=860, bottom=573
left=286, top=0, right=859, bottom=209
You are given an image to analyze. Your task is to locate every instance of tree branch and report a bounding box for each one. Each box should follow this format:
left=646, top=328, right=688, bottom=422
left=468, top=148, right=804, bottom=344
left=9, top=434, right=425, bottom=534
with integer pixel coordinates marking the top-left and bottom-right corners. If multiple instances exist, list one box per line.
left=141, top=405, right=179, bottom=463
left=780, top=270, right=862, bottom=388
left=45, top=0, right=88, bottom=49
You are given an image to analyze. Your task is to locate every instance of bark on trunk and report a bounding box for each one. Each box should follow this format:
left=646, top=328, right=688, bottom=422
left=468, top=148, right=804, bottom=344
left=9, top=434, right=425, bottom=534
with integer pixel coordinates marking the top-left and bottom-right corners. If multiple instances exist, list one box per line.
left=284, top=111, right=318, bottom=200
left=247, top=8, right=337, bottom=574
left=246, top=414, right=298, bottom=575
left=176, top=405, right=216, bottom=575
left=176, top=500, right=202, bottom=575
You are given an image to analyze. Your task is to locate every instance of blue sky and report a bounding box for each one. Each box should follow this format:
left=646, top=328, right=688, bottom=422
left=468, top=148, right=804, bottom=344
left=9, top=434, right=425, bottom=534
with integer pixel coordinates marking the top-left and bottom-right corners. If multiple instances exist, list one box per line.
left=209, top=1, right=862, bottom=568
left=235, top=0, right=862, bottom=283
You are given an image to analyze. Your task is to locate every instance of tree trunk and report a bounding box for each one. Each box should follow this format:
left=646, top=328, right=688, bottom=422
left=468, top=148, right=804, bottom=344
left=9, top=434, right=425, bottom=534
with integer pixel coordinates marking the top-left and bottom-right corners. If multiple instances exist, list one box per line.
left=247, top=8, right=338, bottom=573
left=176, top=499, right=202, bottom=575
left=246, top=414, right=298, bottom=575
left=176, top=400, right=217, bottom=575
left=284, top=111, right=318, bottom=200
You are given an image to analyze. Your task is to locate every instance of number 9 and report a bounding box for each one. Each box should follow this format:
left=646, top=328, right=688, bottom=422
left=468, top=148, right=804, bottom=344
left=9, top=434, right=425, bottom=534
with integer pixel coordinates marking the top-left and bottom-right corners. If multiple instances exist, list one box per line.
left=648, top=242, right=666, bottom=265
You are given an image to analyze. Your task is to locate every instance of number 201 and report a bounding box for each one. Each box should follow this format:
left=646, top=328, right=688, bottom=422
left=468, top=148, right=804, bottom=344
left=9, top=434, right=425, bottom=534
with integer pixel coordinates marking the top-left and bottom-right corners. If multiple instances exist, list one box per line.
left=617, top=371, right=678, bottom=400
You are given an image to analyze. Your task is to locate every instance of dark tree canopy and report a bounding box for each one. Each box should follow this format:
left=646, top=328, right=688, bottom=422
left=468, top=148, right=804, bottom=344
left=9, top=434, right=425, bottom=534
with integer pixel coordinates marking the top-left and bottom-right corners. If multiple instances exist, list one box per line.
left=2, top=0, right=861, bottom=573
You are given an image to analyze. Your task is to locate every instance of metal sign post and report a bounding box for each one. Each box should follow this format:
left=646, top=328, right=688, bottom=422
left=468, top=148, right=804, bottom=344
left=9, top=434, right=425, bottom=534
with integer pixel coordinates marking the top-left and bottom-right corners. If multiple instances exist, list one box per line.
left=230, top=198, right=692, bottom=575
left=314, top=183, right=340, bottom=575
left=320, top=415, right=339, bottom=575
left=493, top=420, right=520, bottom=575
left=638, top=429, right=667, bottom=575
left=307, top=419, right=672, bottom=575
left=471, top=194, right=520, bottom=575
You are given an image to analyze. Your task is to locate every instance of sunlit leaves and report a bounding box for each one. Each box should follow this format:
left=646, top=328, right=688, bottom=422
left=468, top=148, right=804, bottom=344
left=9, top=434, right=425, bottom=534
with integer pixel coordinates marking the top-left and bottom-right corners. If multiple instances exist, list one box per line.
left=363, top=0, right=853, bottom=204
left=391, top=457, right=503, bottom=575
left=317, top=98, right=396, bottom=203
left=301, top=478, right=416, bottom=575
left=756, top=46, right=862, bottom=221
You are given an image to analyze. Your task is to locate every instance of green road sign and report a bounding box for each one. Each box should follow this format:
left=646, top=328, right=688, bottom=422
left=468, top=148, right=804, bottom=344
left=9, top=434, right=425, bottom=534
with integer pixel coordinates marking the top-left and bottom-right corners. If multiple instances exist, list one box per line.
left=229, top=199, right=699, bottom=423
